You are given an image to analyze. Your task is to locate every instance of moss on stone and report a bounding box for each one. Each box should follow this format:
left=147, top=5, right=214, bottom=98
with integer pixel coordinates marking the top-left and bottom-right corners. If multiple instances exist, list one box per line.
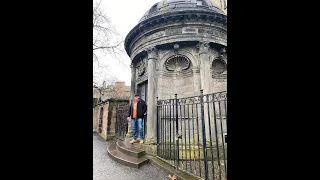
left=149, top=156, right=200, bottom=180
left=99, top=133, right=107, bottom=140
left=158, top=145, right=227, bottom=161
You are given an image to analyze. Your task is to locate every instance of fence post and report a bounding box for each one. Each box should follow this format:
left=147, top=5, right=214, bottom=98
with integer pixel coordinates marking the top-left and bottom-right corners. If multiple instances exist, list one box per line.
left=200, top=90, right=209, bottom=180
left=156, top=96, right=159, bottom=156
left=175, top=94, right=179, bottom=169
left=126, top=100, right=133, bottom=138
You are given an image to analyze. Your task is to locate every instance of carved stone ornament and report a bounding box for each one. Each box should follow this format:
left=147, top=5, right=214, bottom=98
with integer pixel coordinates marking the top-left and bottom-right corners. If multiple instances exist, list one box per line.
left=212, top=57, right=227, bottom=75
left=197, top=41, right=210, bottom=54
left=220, top=47, right=226, bottom=55
left=173, top=43, right=180, bottom=50
left=146, top=46, right=158, bottom=59
left=146, top=46, right=156, bottom=54
left=165, top=55, right=190, bottom=72
left=137, top=59, right=147, bottom=77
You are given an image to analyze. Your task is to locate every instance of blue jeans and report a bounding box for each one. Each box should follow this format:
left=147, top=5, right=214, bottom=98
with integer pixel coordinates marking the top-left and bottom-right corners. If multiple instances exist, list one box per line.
left=132, top=118, right=144, bottom=140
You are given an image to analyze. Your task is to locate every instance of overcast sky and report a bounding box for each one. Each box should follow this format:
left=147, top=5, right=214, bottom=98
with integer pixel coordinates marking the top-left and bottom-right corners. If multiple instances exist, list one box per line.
left=95, top=0, right=160, bottom=86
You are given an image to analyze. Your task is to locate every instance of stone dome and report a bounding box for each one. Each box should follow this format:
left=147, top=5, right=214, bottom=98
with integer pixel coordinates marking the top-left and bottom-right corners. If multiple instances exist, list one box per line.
left=124, top=0, right=227, bottom=58
left=138, top=0, right=225, bottom=23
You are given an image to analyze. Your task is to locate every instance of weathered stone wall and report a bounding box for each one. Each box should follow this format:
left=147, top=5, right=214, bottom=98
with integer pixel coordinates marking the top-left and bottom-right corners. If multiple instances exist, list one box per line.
left=157, top=47, right=200, bottom=100
left=155, top=45, right=226, bottom=99
left=107, top=101, right=117, bottom=139
left=93, top=100, right=130, bottom=140
left=93, top=105, right=101, bottom=132
left=212, top=79, right=227, bottom=92
left=100, top=103, right=109, bottom=140
left=159, top=75, right=195, bottom=99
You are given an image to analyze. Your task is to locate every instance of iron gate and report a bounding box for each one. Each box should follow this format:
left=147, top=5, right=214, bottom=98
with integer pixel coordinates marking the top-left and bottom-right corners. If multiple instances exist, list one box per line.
left=156, top=90, right=227, bottom=180
left=115, top=104, right=129, bottom=140
left=98, top=107, right=103, bottom=134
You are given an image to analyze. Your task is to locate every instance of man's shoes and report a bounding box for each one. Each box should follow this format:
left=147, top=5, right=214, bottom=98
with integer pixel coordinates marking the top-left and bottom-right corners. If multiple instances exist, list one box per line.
left=140, top=140, right=144, bottom=144
left=130, top=139, right=137, bottom=144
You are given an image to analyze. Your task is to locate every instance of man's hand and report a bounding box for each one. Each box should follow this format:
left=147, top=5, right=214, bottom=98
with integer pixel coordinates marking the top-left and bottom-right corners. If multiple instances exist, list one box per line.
left=127, top=117, right=130, bottom=121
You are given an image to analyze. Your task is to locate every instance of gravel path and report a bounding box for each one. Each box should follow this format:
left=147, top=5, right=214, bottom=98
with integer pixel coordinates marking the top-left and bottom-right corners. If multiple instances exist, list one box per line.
left=93, top=134, right=168, bottom=180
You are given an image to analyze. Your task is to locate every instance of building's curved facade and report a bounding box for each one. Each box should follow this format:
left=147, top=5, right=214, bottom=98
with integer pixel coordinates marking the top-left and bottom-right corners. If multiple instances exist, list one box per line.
left=125, top=0, right=227, bottom=143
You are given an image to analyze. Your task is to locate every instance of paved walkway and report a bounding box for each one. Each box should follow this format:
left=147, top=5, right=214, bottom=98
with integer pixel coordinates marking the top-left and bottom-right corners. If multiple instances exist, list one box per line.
left=93, top=134, right=168, bottom=180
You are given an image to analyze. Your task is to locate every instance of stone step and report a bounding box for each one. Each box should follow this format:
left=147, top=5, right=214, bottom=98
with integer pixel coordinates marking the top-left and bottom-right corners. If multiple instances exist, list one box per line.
left=107, top=142, right=149, bottom=169
left=123, top=138, right=143, bottom=149
left=116, top=141, right=146, bottom=158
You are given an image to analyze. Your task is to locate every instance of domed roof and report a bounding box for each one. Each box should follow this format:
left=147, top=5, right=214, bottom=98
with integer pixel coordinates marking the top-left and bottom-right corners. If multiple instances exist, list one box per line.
left=139, top=0, right=225, bottom=23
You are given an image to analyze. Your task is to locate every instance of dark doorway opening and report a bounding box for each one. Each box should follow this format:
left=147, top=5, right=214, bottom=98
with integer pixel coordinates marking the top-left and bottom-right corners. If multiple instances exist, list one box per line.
left=137, top=81, right=148, bottom=138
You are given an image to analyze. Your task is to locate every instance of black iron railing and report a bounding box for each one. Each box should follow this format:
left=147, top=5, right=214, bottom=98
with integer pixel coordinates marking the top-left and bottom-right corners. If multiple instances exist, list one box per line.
left=156, top=90, right=227, bottom=180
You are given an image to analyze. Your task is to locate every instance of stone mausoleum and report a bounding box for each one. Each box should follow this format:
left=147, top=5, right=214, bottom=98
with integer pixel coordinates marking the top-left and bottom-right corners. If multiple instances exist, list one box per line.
left=124, top=0, right=227, bottom=144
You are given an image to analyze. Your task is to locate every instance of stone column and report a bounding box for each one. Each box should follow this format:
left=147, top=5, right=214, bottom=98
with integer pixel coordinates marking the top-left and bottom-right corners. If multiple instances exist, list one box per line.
left=192, top=67, right=201, bottom=96
left=126, top=63, right=136, bottom=138
left=198, top=41, right=211, bottom=94
left=198, top=41, right=212, bottom=142
left=145, top=46, right=157, bottom=144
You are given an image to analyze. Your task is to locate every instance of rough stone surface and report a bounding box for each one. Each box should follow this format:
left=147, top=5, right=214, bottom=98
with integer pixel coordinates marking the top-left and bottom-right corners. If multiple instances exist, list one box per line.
left=93, top=100, right=129, bottom=140
left=93, top=134, right=168, bottom=180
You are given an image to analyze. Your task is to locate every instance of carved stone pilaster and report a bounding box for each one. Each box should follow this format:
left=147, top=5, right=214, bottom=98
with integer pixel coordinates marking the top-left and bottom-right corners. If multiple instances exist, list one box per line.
left=198, top=41, right=211, bottom=94
left=197, top=41, right=210, bottom=55
left=146, top=46, right=158, bottom=60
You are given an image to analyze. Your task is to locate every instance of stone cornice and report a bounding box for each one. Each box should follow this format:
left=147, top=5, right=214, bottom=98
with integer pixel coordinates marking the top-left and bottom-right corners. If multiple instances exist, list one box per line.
left=124, top=10, right=227, bottom=57
left=129, top=22, right=226, bottom=55
left=139, top=3, right=225, bottom=23
left=131, top=35, right=226, bottom=61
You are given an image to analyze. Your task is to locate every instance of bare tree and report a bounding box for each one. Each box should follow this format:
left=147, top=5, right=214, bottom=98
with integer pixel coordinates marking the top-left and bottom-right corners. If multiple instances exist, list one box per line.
left=93, top=0, right=126, bottom=86
left=93, top=76, right=119, bottom=103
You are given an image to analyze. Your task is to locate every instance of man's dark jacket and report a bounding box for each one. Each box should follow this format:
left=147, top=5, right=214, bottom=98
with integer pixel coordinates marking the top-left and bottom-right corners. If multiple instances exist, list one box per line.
left=128, top=99, right=147, bottom=119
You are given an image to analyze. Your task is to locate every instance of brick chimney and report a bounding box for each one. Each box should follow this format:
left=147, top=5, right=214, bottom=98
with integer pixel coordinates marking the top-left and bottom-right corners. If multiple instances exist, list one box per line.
left=114, top=81, right=125, bottom=97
